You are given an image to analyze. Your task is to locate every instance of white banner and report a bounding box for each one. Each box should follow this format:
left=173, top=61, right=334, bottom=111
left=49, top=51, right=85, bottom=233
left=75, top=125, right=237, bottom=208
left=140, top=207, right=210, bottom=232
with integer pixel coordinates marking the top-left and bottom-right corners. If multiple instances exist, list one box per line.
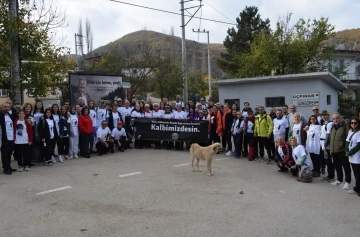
left=292, top=93, right=319, bottom=100
left=293, top=100, right=319, bottom=107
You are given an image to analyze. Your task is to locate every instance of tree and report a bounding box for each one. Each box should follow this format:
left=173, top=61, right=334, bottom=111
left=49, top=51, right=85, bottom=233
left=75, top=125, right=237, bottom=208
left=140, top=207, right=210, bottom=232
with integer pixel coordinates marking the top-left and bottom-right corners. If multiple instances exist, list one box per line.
left=234, top=14, right=336, bottom=78
left=188, top=72, right=208, bottom=99
left=338, top=91, right=360, bottom=119
left=85, top=17, right=93, bottom=53
left=0, top=0, right=69, bottom=98
left=218, top=6, right=270, bottom=76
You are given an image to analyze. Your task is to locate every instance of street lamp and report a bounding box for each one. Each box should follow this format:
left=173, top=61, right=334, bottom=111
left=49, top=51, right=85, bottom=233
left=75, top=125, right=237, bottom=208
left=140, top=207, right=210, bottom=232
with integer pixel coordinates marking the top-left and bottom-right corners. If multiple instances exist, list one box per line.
left=193, top=29, right=211, bottom=97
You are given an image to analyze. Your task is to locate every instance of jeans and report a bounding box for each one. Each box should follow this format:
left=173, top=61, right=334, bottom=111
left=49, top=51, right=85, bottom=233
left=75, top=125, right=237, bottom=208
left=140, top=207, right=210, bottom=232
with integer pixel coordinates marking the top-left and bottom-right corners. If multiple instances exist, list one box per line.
left=233, top=133, right=242, bottom=157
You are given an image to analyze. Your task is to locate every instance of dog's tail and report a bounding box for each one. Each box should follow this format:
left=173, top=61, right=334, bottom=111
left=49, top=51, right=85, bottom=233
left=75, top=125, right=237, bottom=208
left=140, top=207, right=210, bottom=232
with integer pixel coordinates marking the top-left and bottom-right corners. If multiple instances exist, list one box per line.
left=189, top=143, right=197, bottom=155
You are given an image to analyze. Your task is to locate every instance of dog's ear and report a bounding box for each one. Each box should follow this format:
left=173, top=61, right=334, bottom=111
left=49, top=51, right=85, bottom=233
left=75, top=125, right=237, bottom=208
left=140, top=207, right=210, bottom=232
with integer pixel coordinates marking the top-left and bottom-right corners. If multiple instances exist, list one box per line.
left=213, top=146, right=217, bottom=151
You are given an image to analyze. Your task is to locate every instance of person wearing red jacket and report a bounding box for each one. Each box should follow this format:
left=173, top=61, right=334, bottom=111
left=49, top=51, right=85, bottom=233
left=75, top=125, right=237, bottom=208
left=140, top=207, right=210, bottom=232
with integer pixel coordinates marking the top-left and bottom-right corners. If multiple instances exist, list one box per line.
left=13, top=110, right=34, bottom=172
left=208, top=106, right=222, bottom=146
left=78, top=107, right=93, bottom=158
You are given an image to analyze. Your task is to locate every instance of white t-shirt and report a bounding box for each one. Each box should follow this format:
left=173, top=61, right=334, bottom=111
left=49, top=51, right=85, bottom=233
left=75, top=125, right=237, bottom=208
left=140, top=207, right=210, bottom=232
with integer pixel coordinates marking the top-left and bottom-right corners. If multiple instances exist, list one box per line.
left=291, top=123, right=302, bottom=145
left=89, top=109, right=97, bottom=127
left=163, top=113, right=174, bottom=119
left=70, top=114, right=79, bottom=137
left=5, top=115, right=14, bottom=141
left=33, top=111, right=43, bottom=126
left=152, top=110, right=163, bottom=118
left=53, top=114, right=60, bottom=135
left=320, top=121, right=333, bottom=148
left=173, top=111, right=186, bottom=119
left=131, top=110, right=143, bottom=118
left=46, top=119, right=55, bottom=139
left=292, top=145, right=313, bottom=168
left=306, top=124, right=321, bottom=154
left=111, top=127, right=127, bottom=140
left=107, top=112, right=121, bottom=129
left=120, top=107, right=133, bottom=121
left=15, top=120, right=28, bottom=144
left=346, top=130, right=360, bottom=164
left=144, top=111, right=153, bottom=118
left=273, top=117, right=289, bottom=141
left=96, top=108, right=106, bottom=127
left=240, top=120, right=254, bottom=134
left=96, top=127, right=111, bottom=142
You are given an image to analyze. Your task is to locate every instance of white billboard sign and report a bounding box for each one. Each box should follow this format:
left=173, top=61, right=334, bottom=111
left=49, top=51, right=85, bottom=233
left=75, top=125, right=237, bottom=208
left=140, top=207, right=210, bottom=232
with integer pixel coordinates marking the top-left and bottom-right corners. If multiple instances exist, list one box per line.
left=292, top=92, right=320, bottom=107
left=292, top=93, right=319, bottom=100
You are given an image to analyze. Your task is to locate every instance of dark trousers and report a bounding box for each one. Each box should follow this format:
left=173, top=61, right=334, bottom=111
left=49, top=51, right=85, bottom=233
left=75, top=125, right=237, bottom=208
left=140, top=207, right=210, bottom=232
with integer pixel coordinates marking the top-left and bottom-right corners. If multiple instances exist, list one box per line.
left=175, top=142, right=184, bottom=150
left=154, top=140, right=162, bottom=149
left=277, top=162, right=289, bottom=171
left=257, top=136, right=271, bottom=158
left=114, top=137, right=127, bottom=149
left=310, top=152, right=321, bottom=173
left=1, top=140, right=14, bottom=170
left=208, top=131, right=220, bottom=145
left=222, top=135, right=226, bottom=149
left=351, top=163, right=360, bottom=193
left=58, top=137, right=69, bottom=155
left=42, top=139, right=55, bottom=162
left=320, top=149, right=326, bottom=170
left=324, top=149, right=335, bottom=179
left=89, top=127, right=97, bottom=150
left=332, top=151, right=352, bottom=183
left=14, top=144, right=31, bottom=167
left=224, top=131, right=232, bottom=152
left=96, top=141, right=114, bottom=155
left=79, top=133, right=90, bottom=156
left=233, top=133, right=242, bottom=157
left=243, top=133, right=253, bottom=156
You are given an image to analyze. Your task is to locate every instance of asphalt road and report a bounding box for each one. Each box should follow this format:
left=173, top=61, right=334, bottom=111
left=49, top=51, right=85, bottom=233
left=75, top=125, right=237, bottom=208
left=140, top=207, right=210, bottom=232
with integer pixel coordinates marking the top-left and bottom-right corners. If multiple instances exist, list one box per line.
left=0, top=148, right=359, bottom=237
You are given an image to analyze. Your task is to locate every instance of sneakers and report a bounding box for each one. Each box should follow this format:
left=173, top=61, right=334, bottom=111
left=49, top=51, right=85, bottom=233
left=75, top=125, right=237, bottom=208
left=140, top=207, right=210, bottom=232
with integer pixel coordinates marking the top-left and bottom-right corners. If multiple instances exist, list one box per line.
left=74, top=154, right=79, bottom=159
left=321, top=177, right=334, bottom=183
left=18, top=166, right=24, bottom=172
left=51, top=156, right=57, bottom=163
left=343, top=182, right=351, bottom=190
left=63, top=155, right=69, bottom=160
left=45, top=161, right=54, bottom=166
left=348, top=189, right=359, bottom=194
left=225, top=151, right=232, bottom=156
left=69, top=155, right=73, bottom=160
left=24, top=166, right=30, bottom=171
left=258, top=157, right=265, bottom=162
left=58, top=155, right=64, bottom=163
left=331, top=181, right=342, bottom=186
left=320, top=168, right=326, bottom=175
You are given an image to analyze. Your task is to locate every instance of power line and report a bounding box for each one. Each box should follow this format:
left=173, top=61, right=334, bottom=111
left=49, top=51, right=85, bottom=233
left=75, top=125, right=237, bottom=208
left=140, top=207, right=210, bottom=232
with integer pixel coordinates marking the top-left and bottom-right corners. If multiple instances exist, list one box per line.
left=108, top=0, right=236, bottom=25
left=203, top=0, right=236, bottom=24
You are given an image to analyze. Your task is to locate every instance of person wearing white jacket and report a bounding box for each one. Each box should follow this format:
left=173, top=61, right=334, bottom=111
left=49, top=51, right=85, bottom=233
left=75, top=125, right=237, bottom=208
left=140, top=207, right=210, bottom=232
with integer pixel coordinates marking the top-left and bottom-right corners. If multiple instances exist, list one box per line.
left=231, top=111, right=243, bottom=158
left=305, top=115, right=321, bottom=177
left=68, top=106, right=79, bottom=159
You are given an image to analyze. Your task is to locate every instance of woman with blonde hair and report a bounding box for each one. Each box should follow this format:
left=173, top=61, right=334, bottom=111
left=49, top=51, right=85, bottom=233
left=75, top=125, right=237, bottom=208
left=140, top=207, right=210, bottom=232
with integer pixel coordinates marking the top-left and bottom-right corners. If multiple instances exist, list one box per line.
left=288, top=112, right=307, bottom=146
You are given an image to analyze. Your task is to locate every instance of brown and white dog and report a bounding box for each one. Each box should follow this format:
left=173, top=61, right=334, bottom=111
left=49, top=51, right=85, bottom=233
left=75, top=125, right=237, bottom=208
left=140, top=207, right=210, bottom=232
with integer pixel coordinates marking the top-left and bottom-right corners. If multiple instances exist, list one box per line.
left=190, top=142, right=222, bottom=176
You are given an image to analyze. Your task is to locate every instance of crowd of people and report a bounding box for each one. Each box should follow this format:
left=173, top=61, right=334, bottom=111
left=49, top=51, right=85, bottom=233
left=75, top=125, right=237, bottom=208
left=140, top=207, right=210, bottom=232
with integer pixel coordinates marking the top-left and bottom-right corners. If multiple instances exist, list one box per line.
left=0, top=96, right=359, bottom=198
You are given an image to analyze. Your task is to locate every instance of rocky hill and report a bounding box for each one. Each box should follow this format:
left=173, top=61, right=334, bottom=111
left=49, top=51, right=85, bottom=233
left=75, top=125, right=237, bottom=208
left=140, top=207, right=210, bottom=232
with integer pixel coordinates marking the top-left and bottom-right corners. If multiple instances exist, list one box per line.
left=325, top=28, right=360, bottom=50
left=88, top=30, right=227, bottom=78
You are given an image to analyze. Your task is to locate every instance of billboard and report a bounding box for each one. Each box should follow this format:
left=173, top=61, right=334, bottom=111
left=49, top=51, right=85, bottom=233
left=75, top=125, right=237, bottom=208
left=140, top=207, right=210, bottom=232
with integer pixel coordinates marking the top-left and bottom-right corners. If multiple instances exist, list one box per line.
left=69, top=73, right=124, bottom=106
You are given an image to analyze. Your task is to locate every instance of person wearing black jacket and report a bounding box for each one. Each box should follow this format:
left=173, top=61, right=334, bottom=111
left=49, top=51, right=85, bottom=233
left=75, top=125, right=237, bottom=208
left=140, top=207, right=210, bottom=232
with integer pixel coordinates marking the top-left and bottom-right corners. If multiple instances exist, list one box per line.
left=224, top=104, right=236, bottom=156
left=0, top=102, right=16, bottom=175
left=38, top=109, right=59, bottom=166
left=107, top=104, right=123, bottom=131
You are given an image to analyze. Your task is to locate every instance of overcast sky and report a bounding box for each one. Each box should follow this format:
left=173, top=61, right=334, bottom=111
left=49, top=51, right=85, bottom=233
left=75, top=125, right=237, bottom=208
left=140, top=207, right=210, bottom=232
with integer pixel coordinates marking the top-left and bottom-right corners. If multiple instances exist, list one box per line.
left=57, top=0, right=360, bottom=54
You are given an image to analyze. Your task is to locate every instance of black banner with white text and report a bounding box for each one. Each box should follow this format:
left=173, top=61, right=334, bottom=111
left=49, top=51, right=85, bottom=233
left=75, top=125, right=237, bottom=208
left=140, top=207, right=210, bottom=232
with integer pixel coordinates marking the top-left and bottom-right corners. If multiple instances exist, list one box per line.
left=132, top=118, right=209, bottom=143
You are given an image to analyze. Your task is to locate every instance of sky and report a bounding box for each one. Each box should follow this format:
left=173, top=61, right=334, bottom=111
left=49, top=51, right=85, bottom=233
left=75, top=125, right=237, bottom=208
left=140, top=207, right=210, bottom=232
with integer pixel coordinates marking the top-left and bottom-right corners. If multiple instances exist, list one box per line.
left=56, top=0, right=360, bottom=54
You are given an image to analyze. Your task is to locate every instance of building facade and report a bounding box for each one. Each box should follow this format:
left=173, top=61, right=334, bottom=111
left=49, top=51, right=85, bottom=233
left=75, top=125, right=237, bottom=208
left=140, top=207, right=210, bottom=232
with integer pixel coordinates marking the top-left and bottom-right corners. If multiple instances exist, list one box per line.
left=214, top=72, right=347, bottom=119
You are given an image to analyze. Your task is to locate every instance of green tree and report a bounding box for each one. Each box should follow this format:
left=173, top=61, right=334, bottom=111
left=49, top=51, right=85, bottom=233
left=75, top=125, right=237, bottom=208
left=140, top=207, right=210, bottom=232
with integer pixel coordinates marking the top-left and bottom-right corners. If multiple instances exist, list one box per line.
left=188, top=72, right=208, bottom=99
left=218, top=6, right=270, bottom=76
left=235, top=14, right=336, bottom=77
left=0, top=0, right=68, bottom=98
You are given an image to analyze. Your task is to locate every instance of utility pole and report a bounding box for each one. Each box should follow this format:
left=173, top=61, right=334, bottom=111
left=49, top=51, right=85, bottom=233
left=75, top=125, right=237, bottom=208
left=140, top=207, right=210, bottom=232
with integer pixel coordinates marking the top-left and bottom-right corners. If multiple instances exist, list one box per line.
left=180, top=0, right=203, bottom=103
left=193, top=29, right=211, bottom=97
left=8, top=0, right=21, bottom=103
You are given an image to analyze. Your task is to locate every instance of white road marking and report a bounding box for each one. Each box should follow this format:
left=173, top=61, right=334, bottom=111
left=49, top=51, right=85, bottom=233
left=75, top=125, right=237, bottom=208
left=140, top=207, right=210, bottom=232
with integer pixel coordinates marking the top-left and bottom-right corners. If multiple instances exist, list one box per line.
left=216, top=158, right=230, bottom=161
left=173, top=163, right=191, bottom=167
left=36, top=186, right=72, bottom=195
left=119, top=172, right=142, bottom=178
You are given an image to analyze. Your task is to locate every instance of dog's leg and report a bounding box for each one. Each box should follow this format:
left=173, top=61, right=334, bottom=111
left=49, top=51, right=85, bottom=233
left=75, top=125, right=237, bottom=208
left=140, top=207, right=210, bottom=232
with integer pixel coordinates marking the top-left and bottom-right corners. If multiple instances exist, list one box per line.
left=191, top=154, right=196, bottom=172
left=207, top=159, right=213, bottom=176
left=196, top=156, right=201, bottom=172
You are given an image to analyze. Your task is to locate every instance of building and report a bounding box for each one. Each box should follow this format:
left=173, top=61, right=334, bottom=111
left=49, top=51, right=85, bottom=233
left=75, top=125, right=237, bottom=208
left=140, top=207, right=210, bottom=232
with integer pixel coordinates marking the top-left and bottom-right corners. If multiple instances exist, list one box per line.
left=213, top=72, right=347, bottom=118
left=0, top=88, right=61, bottom=106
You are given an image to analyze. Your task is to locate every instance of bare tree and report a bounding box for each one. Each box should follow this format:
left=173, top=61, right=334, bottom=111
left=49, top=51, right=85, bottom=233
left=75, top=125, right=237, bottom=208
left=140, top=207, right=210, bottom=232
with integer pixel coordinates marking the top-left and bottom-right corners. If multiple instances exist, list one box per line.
left=85, top=17, right=93, bottom=53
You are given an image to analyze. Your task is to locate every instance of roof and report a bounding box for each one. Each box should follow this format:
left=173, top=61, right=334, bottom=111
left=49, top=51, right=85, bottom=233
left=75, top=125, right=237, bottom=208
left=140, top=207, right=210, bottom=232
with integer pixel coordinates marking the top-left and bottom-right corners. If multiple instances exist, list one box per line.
left=213, top=72, right=347, bottom=90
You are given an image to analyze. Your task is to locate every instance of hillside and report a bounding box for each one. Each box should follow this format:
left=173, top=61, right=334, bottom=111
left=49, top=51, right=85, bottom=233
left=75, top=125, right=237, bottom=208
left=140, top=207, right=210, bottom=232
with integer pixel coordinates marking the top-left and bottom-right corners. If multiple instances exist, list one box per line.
left=325, top=28, right=360, bottom=50
left=88, top=30, right=227, bottom=78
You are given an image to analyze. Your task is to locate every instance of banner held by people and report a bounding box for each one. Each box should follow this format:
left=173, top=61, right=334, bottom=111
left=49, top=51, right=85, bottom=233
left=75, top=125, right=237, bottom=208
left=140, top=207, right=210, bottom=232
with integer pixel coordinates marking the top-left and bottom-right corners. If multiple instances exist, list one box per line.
left=132, top=118, right=209, bottom=143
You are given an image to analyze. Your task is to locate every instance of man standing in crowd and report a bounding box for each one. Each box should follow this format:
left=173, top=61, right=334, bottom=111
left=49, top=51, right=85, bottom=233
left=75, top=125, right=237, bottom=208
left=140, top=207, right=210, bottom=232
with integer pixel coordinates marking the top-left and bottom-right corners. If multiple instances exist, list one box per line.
left=273, top=109, right=289, bottom=144
left=72, top=77, right=91, bottom=106
left=200, top=98, right=208, bottom=110
left=64, top=100, right=70, bottom=110
left=312, top=106, right=323, bottom=125
left=269, top=107, right=276, bottom=120
left=255, top=106, right=273, bottom=162
left=162, top=97, right=169, bottom=106
left=0, top=102, right=16, bottom=175
left=288, top=104, right=307, bottom=125
left=78, top=97, right=86, bottom=109
left=116, top=98, right=123, bottom=110
left=321, top=110, right=334, bottom=182
left=282, top=105, right=289, bottom=118
left=329, top=112, right=352, bottom=190
left=241, top=102, right=251, bottom=118
left=175, top=95, right=184, bottom=108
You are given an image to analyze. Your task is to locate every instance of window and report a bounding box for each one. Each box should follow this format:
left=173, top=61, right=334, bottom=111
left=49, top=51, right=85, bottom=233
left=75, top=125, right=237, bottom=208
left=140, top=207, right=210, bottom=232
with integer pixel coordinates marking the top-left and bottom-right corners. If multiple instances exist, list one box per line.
left=327, top=95, right=331, bottom=105
left=265, top=97, right=285, bottom=107
left=0, top=89, right=7, bottom=97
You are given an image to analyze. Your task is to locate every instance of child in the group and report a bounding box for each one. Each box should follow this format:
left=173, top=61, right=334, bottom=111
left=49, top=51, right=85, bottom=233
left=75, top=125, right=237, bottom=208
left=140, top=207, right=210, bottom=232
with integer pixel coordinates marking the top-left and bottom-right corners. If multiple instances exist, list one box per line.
left=111, top=121, right=127, bottom=152
left=13, top=110, right=33, bottom=171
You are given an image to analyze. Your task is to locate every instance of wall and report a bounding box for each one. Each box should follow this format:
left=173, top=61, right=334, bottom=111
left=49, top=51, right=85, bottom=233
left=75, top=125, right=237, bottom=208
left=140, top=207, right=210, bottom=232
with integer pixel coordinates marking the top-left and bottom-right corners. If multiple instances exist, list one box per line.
left=218, top=78, right=339, bottom=119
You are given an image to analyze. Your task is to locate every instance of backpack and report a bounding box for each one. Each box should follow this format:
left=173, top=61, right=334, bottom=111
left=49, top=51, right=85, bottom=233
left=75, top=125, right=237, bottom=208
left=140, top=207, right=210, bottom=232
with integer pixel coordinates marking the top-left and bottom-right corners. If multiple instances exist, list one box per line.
left=298, top=166, right=313, bottom=183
